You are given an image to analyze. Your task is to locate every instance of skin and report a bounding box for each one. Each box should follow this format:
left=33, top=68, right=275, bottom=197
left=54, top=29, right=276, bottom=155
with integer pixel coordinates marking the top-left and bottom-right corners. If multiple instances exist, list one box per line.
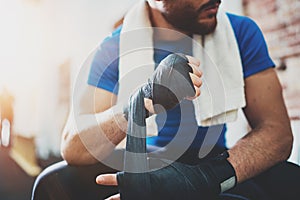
left=61, top=0, right=293, bottom=199
left=61, top=56, right=201, bottom=164
left=157, top=0, right=221, bottom=35
left=96, top=69, right=293, bottom=200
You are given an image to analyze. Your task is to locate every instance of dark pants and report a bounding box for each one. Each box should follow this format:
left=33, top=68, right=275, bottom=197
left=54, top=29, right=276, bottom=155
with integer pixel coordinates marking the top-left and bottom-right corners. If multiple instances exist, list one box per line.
left=31, top=150, right=300, bottom=200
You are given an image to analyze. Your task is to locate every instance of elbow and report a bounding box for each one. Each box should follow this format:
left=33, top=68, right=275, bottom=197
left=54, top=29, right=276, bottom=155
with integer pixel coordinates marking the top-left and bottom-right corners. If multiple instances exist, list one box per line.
left=61, top=151, right=83, bottom=166
left=60, top=134, right=78, bottom=165
left=61, top=144, right=76, bottom=165
left=279, top=128, right=294, bottom=162
left=60, top=131, right=88, bottom=166
left=60, top=130, right=101, bottom=166
left=61, top=149, right=74, bottom=165
left=285, top=131, right=294, bottom=160
left=61, top=141, right=93, bottom=166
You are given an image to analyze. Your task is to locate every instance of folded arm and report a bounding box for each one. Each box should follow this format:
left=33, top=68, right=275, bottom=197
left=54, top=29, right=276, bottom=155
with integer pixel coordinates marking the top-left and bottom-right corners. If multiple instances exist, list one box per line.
left=228, top=68, right=293, bottom=183
left=96, top=68, right=293, bottom=200
left=61, top=54, right=202, bottom=166
left=61, top=86, right=128, bottom=165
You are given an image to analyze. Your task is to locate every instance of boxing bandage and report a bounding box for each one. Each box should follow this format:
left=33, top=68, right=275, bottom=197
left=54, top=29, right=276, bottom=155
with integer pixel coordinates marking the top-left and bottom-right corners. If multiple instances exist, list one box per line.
left=123, top=53, right=194, bottom=119
left=117, top=53, right=236, bottom=200
left=142, top=53, right=195, bottom=112
left=117, top=151, right=236, bottom=200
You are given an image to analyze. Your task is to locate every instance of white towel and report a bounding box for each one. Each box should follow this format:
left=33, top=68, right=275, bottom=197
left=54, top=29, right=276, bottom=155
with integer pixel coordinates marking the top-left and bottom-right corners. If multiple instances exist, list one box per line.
left=118, top=1, right=246, bottom=127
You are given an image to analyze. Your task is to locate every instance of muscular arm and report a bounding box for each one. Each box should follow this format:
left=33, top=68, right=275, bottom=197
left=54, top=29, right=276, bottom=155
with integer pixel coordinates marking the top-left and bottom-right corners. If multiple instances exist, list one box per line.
left=60, top=55, right=201, bottom=166
left=61, top=85, right=127, bottom=165
left=228, top=68, right=293, bottom=183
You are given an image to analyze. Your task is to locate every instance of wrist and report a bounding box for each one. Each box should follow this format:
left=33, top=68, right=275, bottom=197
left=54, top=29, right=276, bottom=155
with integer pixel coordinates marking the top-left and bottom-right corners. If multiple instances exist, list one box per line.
left=123, top=99, right=151, bottom=121
left=206, top=151, right=237, bottom=193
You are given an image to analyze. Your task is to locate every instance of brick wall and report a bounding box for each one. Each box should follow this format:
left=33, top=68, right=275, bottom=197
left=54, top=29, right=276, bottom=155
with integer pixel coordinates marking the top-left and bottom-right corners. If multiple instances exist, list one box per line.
left=243, top=0, right=300, bottom=59
left=243, top=0, right=300, bottom=119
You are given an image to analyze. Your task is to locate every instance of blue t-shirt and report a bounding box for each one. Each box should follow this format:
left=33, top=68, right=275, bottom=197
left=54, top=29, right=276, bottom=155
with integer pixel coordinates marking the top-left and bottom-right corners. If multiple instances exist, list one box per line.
left=88, top=13, right=275, bottom=150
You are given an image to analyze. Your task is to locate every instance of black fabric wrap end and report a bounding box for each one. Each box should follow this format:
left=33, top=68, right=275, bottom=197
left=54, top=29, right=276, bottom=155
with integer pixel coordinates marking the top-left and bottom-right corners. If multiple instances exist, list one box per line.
left=117, top=89, right=152, bottom=200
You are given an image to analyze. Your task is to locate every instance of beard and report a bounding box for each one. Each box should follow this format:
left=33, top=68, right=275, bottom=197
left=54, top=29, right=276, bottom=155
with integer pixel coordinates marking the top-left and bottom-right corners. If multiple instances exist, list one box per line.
left=161, top=0, right=219, bottom=35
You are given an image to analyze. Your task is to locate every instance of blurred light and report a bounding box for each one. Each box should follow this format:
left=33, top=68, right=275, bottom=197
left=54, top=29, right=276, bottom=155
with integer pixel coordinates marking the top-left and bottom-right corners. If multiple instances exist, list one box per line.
left=1, top=119, right=11, bottom=147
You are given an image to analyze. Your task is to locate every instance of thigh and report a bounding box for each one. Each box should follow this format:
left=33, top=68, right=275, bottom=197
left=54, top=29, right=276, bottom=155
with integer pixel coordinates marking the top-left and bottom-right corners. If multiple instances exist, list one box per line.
left=32, top=149, right=126, bottom=200
left=222, top=161, right=300, bottom=200
left=254, top=161, right=300, bottom=200
left=221, top=179, right=271, bottom=200
left=219, top=193, right=250, bottom=200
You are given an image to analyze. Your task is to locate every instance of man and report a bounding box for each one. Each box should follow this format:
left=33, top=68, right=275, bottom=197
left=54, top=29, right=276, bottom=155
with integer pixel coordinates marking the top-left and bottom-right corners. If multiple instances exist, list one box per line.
left=32, top=0, right=299, bottom=199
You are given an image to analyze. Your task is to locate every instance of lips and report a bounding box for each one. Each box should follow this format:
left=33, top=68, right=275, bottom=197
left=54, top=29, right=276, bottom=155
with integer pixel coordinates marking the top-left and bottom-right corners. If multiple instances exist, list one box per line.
left=200, top=0, right=221, bottom=12
left=204, top=4, right=220, bottom=11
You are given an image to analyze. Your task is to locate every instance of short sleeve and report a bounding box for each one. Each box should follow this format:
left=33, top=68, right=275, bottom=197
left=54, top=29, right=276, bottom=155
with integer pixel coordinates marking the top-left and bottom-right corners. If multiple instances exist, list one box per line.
left=87, top=27, right=121, bottom=95
left=228, top=14, right=275, bottom=78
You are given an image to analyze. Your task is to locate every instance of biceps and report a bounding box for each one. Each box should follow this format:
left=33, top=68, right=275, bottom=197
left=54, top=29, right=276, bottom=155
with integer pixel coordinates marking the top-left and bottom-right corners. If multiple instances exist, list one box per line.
left=75, top=85, right=117, bottom=115
left=243, top=68, right=288, bottom=128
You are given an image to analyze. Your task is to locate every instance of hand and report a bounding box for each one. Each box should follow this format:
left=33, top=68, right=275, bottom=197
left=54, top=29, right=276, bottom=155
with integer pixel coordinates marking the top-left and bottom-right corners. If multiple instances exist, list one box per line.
left=115, top=152, right=236, bottom=200
left=185, top=55, right=202, bottom=100
left=143, top=54, right=202, bottom=114
left=96, top=174, right=120, bottom=200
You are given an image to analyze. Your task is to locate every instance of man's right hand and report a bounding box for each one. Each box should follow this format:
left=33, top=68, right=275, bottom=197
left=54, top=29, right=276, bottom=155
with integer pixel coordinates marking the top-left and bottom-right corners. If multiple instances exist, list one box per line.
left=143, top=54, right=202, bottom=114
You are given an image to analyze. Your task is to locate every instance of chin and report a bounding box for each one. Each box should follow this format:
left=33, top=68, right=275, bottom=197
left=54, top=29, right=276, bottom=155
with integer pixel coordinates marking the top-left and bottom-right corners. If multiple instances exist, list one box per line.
left=193, top=19, right=217, bottom=35
left=165, top=12, right=218, bottom=35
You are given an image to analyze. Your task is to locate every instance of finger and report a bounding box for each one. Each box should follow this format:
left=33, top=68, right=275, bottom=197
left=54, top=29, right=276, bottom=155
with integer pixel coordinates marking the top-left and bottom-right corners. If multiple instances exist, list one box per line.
left=186, top=55, right=200, bottom=66
left=188, top=62, right=202, bottom=77
left=189, top=73, right=202, bottom=88
left=144, top=98, right=155, bottom=114
left=186, top=86, right=201, bottom=100
left=195, top=86, right=201, bottom=97
left=96, top=174, right=118, bottom=186
left=105, top=193, right=121, bottom=200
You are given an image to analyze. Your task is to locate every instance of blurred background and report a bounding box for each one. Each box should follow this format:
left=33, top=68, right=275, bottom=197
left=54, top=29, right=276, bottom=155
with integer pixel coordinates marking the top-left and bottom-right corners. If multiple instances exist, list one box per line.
left=0, top=0, right=299, bottom=199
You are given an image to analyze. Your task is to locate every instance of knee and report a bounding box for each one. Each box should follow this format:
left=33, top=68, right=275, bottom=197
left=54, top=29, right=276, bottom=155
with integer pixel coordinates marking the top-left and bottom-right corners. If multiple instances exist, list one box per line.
left=267, top=161, right=300, bottom=180
left=31, top=161, right=69, bottom=200
left=256, top=161, right=300, bottom=200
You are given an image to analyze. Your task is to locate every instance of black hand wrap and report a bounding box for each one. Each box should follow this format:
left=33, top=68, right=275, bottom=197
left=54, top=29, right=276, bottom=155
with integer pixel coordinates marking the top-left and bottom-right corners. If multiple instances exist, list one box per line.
left=117, top=89, right=152, bottom=200
left=117, top=53, right=236, bottom=200
left=123, top=97, right=149, bottom=121
left=118, top=152, right=236, bottom=200
left=142, top=53, right=195, bottom=112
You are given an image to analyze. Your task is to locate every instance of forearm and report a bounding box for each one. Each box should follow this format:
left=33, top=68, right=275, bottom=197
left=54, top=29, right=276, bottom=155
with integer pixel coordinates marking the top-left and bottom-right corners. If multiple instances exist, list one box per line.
left=227, top=122, right=293, bottom=183
left=61, top=105, right=127, bottom=165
